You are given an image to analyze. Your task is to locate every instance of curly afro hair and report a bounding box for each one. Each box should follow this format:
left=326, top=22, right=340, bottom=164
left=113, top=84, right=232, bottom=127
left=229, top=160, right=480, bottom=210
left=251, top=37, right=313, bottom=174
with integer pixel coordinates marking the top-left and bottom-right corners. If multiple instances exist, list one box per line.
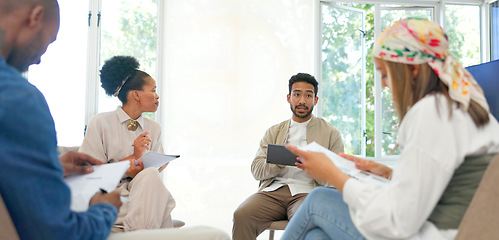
left=100, top=56, right=140, bottom=96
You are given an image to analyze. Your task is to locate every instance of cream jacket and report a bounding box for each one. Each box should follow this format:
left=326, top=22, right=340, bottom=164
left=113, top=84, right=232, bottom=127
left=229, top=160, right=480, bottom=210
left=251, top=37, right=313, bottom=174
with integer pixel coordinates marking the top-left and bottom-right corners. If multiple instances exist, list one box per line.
left=251, top=115, right=344, bottom=191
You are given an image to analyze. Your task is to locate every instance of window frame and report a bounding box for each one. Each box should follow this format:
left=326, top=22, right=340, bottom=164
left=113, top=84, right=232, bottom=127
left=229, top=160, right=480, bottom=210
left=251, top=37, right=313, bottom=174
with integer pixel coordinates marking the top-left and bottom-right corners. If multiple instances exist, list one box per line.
left=84, top=0, right=162, bottom=126
left=316, top=2, right=368, bottom=156
left=315, top=0, right=492, bottom=164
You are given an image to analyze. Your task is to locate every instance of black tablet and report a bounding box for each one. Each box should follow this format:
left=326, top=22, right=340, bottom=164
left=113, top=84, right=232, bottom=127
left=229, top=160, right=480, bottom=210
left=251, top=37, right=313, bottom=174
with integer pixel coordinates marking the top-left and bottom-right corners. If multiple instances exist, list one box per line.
left=266, top=144, right=300, bottom=166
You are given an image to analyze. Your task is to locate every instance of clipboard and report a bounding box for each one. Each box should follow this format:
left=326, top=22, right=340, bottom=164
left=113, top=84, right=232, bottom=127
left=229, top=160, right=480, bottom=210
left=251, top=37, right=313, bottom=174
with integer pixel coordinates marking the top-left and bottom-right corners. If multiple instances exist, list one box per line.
left=135, top=152, right=180, bottom=168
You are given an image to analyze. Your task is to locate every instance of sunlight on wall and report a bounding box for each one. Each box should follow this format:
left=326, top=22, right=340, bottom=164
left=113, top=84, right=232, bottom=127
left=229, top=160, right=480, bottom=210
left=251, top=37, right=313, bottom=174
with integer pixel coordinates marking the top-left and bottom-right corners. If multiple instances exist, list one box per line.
left=160, top=0, right=315, bottom=237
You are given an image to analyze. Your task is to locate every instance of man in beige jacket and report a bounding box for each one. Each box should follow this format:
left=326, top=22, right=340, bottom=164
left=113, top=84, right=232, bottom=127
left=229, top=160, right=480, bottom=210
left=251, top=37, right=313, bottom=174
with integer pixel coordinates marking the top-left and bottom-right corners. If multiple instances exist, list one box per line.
left=232, top=73, right=344, bottom=240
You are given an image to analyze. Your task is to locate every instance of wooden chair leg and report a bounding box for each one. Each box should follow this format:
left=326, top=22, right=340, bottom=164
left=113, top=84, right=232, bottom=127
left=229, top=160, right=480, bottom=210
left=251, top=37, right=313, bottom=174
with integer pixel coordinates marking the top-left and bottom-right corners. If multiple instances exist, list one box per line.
left=269, top=229, right=275, bottom=240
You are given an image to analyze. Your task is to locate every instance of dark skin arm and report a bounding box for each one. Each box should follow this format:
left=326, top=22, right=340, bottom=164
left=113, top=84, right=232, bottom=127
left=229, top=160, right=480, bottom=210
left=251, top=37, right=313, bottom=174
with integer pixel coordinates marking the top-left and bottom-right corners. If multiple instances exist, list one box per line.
left=89, top=189, right=122, bottom=210
left=120, top=131, right=151, bottom=178
left=60, top=151, right=103, bottom=177
left=60, top=151, right=122, bottom=210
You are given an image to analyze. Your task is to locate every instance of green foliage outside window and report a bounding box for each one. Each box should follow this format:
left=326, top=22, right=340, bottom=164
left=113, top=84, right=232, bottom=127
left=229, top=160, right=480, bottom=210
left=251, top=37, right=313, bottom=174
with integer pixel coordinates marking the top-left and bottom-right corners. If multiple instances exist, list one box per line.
left=322, top=2, right=479, bottom=157
left=101, top=0, right=158, bottom=120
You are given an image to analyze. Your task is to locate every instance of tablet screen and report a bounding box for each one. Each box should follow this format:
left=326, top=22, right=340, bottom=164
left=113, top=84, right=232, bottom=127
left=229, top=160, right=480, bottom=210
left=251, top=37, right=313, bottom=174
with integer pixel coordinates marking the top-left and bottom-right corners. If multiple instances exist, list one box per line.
left=266, top=144, right=299, bottom=166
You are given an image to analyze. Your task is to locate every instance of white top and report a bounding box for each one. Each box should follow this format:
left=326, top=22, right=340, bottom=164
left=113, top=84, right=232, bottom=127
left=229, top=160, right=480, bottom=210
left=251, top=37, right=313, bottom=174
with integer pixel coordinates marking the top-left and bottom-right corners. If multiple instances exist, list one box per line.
left=263, top=118, right=315, bottom=196
left=343, top=93, right=499, bottom=240
left=79, top=107, right=164, bottom=163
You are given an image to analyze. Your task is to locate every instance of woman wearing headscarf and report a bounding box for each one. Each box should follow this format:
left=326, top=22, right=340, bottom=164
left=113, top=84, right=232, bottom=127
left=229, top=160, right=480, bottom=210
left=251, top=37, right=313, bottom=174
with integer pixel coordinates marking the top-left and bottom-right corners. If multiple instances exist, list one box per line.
left=281, top=19, right=499, bottom=240
left=79, top=56, right=176, bottom=232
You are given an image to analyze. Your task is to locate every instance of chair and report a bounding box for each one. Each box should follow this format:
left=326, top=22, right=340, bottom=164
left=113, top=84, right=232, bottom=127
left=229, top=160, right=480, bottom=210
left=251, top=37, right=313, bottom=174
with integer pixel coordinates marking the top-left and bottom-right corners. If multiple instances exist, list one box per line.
left=0, top=193, right=20, bottom=240
left=267, top=220, right=288, bottom=240
left=455, top=154, right=499, bottom=239
left=173, top=219, right=186, bottom=228
left=1, top=192, right=226, bottom=240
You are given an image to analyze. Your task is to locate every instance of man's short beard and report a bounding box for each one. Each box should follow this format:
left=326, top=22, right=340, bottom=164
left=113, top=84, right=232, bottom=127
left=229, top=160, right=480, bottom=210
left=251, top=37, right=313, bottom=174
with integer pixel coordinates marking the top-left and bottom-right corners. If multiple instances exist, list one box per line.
left=291, top=106, right=313, bottom=119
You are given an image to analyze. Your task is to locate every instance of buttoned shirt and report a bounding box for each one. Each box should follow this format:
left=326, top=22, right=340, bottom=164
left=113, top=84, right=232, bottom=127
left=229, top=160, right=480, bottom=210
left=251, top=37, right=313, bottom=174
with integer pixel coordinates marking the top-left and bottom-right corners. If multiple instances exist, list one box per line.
left=263, top=118, right=315, bottom=195
left=79, top=107, right=164, bottom=164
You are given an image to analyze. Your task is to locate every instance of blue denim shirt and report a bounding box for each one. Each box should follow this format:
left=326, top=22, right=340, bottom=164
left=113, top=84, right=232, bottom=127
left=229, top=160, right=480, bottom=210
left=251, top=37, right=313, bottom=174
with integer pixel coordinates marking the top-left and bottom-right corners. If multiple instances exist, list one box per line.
left=0, top=56, right=117, bottom=240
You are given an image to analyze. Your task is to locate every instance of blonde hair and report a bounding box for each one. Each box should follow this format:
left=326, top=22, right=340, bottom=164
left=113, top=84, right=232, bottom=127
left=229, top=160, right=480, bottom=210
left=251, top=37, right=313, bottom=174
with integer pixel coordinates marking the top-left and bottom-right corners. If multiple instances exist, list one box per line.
left=383, top=60, right=489, bottom=127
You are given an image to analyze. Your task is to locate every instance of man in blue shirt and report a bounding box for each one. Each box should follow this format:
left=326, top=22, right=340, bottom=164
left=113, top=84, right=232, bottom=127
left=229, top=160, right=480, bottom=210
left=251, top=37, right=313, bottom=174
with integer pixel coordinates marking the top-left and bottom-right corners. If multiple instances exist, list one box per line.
left=0, top=0, right=122, bottom=239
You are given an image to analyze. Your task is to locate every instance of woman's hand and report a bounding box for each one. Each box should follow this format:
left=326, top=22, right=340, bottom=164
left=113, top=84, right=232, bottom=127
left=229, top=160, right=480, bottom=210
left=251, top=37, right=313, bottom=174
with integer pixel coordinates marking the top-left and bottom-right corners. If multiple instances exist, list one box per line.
left=339, top=153, right=392, bottom=179
left=125, top=158, right=144, bottom=178
left=158, top=162, right=169, bottom=172
left=286, top=145, right=350, bottom=193
left=132, top=131, right=152, bottom=159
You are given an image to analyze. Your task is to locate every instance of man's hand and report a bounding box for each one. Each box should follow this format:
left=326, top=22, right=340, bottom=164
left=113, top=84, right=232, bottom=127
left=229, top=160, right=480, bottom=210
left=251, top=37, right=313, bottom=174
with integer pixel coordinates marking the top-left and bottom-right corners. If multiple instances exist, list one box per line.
left=60, top=151, right=103, bottom=177
left=339, top=153, right=392, bottom=179
left=89, top=189, right=122, bottom=211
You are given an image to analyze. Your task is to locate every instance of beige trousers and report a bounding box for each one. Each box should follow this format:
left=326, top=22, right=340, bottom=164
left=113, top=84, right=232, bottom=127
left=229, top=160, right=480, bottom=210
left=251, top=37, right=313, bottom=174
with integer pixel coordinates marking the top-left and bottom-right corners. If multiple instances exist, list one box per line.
left=232, top=185, right=307, bottom=240
left=113, top=168, right=176, bottom=232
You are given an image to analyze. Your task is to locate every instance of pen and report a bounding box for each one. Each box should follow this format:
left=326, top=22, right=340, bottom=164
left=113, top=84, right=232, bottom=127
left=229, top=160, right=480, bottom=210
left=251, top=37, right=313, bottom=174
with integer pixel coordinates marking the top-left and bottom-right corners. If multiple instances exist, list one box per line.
left=100, top=188, right=129, bottom=203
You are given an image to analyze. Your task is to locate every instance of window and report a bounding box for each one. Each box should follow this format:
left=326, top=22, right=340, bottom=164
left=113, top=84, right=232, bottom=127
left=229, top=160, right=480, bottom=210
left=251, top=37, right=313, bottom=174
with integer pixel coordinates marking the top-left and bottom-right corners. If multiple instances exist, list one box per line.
left=320, top=3, right=366, bottom=156
left=445, top=4, right=481, bottom=67
left=28, top=0, right=88, bottom=146
left=29, top=0, right=159, bottom=147
left=379, top=6, right=433, bottom=156
left=98, top=0, right=158, bottom=119
left=319, top=1, right=484, bottom=159
left=492, top=1, right=499, bottom=60
left=320, top=2, right=434, bottom=158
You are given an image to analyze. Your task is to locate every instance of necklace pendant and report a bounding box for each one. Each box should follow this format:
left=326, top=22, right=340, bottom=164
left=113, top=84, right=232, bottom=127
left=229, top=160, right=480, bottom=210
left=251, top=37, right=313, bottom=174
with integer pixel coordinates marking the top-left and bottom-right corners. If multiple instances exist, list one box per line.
left=127, top=120, right=138, bottom=131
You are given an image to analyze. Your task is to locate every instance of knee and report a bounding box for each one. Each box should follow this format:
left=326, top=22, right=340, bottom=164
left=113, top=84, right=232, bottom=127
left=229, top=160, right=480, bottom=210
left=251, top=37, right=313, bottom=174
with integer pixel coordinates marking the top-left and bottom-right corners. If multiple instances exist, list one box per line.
left=309, top=187, right=339, bottom=199
left=233, top=203, right=253, bottom=223
left=305, top=228, right=329, bottom=240
left=306, top=187, right=341, bottom=206
left=137, top=168, right=161, bottom=181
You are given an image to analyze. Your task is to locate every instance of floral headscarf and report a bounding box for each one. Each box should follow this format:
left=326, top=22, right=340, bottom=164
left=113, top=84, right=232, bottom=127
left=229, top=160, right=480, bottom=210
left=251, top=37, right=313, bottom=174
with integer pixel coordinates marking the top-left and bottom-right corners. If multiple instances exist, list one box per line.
left=373, top=18, right=489, bottom=112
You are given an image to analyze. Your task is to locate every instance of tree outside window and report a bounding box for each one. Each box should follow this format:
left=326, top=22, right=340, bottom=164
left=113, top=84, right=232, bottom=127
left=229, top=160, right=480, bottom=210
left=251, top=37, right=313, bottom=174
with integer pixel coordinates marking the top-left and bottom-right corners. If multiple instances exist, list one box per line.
left=99, top=0, right=158, bottom=120
left=321, top=2, right=481, bottom=157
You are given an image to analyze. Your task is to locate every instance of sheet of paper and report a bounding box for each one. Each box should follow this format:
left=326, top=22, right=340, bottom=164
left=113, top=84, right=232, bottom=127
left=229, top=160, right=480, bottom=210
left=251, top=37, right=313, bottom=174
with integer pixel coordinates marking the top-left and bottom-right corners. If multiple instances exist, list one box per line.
left=301, top=142, right=390, bottom=186
left=136, top=152, right=179, bottom=169
left=65, top=161, right=129, bottom=212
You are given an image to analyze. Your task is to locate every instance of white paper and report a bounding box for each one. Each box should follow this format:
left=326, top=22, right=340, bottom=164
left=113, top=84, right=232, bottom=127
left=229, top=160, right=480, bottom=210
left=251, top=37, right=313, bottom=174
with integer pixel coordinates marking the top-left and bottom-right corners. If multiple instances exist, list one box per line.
left=135, top=152, right=179, bottom=169
left=65, top=161, right=130, bottom=212
left=301, top=142, right=390, bottom=186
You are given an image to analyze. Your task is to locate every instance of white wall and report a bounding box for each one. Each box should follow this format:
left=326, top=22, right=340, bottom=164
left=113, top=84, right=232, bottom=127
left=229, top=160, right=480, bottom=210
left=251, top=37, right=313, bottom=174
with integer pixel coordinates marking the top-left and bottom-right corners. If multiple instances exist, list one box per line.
left=159, top=0, right=315, bottom=237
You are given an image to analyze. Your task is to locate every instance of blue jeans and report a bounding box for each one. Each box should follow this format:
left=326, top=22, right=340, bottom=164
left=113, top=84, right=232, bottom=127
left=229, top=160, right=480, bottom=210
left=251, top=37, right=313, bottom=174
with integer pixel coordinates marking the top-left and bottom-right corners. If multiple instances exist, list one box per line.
left=281, top=187, right=366, bottom=240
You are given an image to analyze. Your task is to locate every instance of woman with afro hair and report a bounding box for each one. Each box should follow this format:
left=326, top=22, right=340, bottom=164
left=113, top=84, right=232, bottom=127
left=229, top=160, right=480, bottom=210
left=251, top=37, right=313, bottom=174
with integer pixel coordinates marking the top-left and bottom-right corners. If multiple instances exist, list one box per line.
left=79, top=56, right=176, bottom=232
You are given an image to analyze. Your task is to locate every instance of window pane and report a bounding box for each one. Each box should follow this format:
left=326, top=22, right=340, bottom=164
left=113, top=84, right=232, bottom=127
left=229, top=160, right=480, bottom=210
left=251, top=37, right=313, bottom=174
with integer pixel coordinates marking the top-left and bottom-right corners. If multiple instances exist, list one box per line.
left=380, top=8, right=432, bottom=156
left=491, top=2, right=499, bottom=61
left=27, top=0, right=87, bottom=146
left=99, top=0, right=158, bottom=119
left=321, top=4, right=365, bottom=155
left=445, top=5, right=480, bottom=67
left=380, top=8, right=432, bottom=30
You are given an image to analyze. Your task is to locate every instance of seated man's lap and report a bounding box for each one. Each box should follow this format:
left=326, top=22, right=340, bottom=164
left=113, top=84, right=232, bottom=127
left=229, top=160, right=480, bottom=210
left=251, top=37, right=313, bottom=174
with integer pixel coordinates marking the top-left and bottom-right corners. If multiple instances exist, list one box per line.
left=234, top=186, right=308, bottom=223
